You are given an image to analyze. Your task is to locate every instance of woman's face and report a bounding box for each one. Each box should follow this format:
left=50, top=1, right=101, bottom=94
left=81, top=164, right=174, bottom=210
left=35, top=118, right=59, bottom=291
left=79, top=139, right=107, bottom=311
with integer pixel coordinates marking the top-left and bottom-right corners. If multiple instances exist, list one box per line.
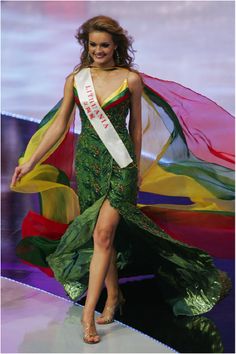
left=88, top=31, right=117, bottom=66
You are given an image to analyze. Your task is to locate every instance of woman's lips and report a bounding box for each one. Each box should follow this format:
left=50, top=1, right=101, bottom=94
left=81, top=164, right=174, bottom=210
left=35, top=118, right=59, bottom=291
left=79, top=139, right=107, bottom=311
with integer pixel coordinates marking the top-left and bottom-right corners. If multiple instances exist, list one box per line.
left=94, top=54, right=105, bottom=58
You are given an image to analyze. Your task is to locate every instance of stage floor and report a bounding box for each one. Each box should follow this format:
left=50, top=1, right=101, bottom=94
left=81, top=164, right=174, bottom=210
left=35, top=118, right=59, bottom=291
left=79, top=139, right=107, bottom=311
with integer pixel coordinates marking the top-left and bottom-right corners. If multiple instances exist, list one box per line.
left=2, top=277, right=175, bottom=353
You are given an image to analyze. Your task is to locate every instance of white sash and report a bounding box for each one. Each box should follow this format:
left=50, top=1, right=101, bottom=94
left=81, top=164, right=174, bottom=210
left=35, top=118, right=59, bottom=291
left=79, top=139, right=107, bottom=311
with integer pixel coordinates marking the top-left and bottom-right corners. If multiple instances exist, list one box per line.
left=74, top=68, right=133, bottom=168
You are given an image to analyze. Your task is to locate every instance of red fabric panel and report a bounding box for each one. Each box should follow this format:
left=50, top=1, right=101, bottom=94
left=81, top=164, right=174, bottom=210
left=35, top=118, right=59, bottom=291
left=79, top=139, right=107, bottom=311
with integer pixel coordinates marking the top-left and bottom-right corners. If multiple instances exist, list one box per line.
left=43, top=117, right=76, bottom=179
left=20, top=259, right=55, bottom=277
left=22, top=210, right=68, bottom=240
left=143, top=208, right=234, bottom=259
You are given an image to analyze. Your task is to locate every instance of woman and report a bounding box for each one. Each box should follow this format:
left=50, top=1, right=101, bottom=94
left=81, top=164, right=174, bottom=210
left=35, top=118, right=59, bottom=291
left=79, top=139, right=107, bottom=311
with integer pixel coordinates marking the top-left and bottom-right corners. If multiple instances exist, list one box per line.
left=10, top=16, right=233, bottom=344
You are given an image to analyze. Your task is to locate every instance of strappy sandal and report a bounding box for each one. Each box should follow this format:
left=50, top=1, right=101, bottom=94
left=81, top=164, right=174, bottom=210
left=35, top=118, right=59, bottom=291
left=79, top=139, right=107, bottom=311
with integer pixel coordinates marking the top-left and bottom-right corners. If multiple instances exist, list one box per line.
left=96, top=289, right=126, bottom=325
left=80, top=317, right=101, bottom=344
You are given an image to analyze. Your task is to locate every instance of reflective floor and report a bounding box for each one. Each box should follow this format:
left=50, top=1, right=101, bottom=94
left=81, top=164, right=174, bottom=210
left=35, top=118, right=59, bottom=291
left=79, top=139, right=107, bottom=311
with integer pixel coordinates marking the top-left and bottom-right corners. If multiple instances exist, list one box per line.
left=1, top=115, right=235, bottom=353
left=2, top=277, right=175, bottom=353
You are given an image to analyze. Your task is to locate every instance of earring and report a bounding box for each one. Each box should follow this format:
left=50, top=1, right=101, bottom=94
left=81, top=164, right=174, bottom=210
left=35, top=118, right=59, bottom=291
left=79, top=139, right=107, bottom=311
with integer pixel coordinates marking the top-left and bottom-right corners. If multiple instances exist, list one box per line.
left=115, top=49, right=120, bottom=64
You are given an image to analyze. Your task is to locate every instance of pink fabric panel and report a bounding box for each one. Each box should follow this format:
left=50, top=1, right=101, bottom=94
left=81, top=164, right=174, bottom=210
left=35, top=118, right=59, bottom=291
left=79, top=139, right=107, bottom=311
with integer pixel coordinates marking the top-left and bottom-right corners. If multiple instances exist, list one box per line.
left=141, top=72, right=234, bottom=169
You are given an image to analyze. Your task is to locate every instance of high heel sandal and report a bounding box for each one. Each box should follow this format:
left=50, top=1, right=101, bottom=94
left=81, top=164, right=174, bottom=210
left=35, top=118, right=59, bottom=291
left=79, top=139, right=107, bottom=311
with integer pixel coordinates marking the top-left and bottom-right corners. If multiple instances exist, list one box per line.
left=96, top=291, right=126, bottom=325
left=80, top=317, right=101, bottom=344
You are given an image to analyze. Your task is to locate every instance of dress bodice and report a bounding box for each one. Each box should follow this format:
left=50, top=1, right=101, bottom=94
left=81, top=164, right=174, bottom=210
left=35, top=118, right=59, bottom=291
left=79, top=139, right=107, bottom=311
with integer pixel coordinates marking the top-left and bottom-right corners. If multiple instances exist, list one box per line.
left=73, top=79, right=131, bottom=136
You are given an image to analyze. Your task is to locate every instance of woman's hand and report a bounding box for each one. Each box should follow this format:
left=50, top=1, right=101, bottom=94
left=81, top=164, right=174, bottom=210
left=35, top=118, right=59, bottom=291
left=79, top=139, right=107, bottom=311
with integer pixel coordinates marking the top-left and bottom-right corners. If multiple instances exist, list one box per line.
left=10, top=161, right=35, bottom=187
left=10, top=75, right=75, bottom=190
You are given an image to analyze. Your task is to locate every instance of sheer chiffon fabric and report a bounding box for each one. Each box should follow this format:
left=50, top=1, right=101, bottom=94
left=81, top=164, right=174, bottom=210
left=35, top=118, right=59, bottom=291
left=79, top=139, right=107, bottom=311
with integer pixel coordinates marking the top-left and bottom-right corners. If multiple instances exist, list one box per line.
left=10, top=69, right=234, bottom=316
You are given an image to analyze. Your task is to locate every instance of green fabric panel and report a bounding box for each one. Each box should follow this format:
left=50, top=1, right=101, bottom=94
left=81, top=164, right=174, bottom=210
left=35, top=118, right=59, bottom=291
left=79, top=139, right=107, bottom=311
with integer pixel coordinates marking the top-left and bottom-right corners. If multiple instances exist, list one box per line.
left=19, top=99, right=63, bottom=160
left=56, top=168, right=71, bottom=186
left=16, top=236, right=59, bottom=267
left=144, top=86, right=188, bottom=147
left=38, top=98, right=63, bottom=128
left=160, top=159, right=234, bottom=200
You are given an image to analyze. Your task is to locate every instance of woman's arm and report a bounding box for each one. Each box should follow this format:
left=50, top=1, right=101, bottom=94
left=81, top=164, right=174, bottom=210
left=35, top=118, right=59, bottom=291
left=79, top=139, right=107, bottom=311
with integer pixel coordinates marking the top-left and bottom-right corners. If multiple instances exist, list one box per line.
left=128, top=71, right=143, bottom=170
left=11, top=74, right=75, bottom=186
left=28, top=74, right=75, bottom=167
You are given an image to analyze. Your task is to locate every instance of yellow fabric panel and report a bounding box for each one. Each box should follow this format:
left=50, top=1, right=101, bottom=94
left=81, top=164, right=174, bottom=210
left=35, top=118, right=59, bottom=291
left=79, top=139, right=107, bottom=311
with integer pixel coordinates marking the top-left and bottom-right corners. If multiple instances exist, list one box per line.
left=140, top=162, right=233, bottom=212
left=137, top=201, right=234, bottom=213
left=41, top=186, right=80, bottom=223
left=10, top=164, right=80, bottom=223
left=10, top=105, right=79, bottom=224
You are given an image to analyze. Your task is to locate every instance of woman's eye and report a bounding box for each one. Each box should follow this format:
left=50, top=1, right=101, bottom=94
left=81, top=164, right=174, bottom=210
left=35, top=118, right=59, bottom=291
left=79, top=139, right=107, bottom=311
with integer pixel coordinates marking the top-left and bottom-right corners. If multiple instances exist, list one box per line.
left=89, top=43, right=110, bottom=48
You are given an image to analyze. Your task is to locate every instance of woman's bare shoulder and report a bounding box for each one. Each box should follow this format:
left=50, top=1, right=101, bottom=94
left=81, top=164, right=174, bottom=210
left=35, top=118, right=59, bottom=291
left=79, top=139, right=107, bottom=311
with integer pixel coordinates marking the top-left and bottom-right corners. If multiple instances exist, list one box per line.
left=64, top=74, right=75, bottom=92
left=66, top=73, right=74, bottom=81
left=127, top=70, right=141, bottom=81
left=63, top=71, right=77, bottom=94
left=127, top=70, right=143, bottom=93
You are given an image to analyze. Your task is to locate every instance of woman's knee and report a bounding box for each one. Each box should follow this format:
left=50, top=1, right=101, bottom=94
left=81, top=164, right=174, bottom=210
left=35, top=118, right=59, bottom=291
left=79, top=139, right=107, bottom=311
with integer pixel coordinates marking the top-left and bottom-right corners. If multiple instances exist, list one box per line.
left=93, top=227, right=114, bottom=250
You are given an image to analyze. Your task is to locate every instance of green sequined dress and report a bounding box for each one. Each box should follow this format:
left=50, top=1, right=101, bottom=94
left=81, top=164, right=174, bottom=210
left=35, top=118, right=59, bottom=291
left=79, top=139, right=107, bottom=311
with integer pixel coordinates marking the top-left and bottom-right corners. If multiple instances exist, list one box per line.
left=44, top=76, right=231, bottom=317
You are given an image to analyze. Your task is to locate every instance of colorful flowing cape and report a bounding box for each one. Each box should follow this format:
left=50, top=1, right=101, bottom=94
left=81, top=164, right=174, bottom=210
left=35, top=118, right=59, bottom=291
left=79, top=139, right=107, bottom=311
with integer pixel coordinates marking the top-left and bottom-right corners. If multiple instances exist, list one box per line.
left=10, top=71, right=235, bottom=279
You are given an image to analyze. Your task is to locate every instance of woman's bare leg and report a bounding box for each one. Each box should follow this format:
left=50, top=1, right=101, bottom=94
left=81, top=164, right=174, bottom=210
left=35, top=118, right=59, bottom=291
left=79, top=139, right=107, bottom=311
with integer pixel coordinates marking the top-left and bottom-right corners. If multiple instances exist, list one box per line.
left=95, top=247, right=122, bottom=323
left=81, top=199, right=120, bottom=341
left=104, top=247, right=119, bottom=300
